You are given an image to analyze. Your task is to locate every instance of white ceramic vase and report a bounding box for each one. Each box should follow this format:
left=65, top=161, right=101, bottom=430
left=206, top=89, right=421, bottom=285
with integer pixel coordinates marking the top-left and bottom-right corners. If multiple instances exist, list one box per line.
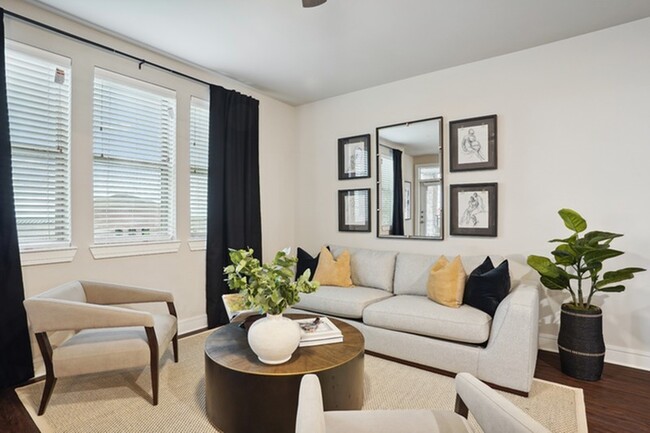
left=247, top=313, right=301, bottom=364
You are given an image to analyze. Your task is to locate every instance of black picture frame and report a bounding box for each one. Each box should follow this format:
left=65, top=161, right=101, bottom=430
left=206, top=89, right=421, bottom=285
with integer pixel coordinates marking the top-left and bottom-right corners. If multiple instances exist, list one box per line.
left=449, top=183, right=497, bottom=237
left=338, top=188, right=371, bottom=232
left=338, top=134, right=370, bottom=180
left=449, top=115, right=497, bottom=172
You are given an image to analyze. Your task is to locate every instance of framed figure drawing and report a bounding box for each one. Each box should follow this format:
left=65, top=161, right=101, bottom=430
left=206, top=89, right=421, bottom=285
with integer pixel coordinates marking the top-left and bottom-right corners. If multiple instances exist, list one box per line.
left=338, top=134, right=370, bottom=180
left=450, top=183, right=497, bottom=237
left=449, top=115, right=497, bottom=172
left=338, top=188, right=371, bottom=232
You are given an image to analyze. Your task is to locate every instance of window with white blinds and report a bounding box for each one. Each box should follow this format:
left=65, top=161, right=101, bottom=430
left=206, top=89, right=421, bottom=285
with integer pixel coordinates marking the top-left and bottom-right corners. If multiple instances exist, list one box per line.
left=189, top=97, right=209, bottom=239
left=93, top=69, right=176, bottom=244
left=5, top=41, right=71, bottom=250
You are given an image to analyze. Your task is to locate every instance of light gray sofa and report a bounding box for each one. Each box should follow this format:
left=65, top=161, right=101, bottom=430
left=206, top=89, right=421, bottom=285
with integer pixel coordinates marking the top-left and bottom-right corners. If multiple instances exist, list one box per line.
left=292, top=245, right=540, bottom=395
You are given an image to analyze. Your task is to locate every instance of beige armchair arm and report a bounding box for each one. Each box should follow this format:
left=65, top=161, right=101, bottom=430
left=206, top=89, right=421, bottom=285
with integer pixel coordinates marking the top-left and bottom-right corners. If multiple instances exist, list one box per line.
left=295, top=374, right=327, bottom=433
left=24, top=298, right=155, bottom=334
left=80, top=281, right=174, bottom=305
left=454, top=372, right=550, bottom=433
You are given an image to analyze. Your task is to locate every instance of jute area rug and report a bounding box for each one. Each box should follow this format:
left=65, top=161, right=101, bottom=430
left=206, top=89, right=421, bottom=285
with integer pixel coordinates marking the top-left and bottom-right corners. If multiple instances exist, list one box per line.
left=16, top=331, right=587, bottom=433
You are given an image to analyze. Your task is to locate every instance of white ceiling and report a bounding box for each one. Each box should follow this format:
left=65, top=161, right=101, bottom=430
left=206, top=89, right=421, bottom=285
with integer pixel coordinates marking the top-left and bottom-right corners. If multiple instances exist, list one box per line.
left=32, top=0, right=650, bottom=106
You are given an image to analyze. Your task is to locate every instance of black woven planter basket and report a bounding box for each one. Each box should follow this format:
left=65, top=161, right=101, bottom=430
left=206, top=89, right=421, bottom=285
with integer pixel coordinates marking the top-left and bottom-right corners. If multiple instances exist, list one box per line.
left=558, top=304, right=605, bottom=381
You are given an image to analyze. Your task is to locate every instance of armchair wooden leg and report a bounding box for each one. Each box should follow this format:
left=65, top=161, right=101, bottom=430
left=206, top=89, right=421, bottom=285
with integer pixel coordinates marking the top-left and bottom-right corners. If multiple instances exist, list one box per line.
left=454, top=393, right=469, bottom=418
left=172, top=333, right=179, bottom=363
left=145, top=327, right=159, bottom=406
left=35, top=333, right=56, bottom=416
left=167, top=302, right=179, bottom=363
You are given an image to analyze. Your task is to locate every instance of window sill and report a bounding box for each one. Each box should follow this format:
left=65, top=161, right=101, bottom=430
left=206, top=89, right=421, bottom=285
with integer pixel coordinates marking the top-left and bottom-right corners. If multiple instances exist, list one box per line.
left=21, top=247, right=78, bottom=266
left=188, top=240, right=206, bottom=251
left=90, top=241, right=181, bottom=260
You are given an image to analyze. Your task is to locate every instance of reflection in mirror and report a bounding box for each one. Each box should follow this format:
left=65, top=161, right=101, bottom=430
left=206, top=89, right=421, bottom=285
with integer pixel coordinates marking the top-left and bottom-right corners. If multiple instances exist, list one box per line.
left=376, top=117, right=443, bottom=239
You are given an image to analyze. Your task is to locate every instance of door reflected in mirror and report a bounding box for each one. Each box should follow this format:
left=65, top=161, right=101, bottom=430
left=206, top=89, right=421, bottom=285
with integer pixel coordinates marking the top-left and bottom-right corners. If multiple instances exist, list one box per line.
left=376, top=117, right=443, bottom=240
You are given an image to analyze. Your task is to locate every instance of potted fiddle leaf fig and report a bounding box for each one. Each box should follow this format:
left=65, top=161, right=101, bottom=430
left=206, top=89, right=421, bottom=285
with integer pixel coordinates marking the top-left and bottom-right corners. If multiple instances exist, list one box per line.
left=224, top=248, right=319, bottom=365
left=527, top=209, right=644, bottom=380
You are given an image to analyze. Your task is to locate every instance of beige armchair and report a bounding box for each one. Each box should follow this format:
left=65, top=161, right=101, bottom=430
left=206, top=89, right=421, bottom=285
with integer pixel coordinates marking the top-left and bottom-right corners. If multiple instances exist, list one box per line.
left=23, top=280, right=178, bottom=415
left=296, top=373, right=550, bottom=433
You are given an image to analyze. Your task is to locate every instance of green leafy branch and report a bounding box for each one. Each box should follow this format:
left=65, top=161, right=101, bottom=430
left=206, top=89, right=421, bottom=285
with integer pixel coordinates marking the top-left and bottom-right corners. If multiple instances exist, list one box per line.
left=224, top=248, right=320, bottom=315
left=527, top=209, right=644, bottom=310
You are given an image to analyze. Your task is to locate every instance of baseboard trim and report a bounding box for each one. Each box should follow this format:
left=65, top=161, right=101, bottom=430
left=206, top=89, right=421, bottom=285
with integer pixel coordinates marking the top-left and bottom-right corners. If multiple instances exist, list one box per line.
left=178, top=314, right=208, bottom=336
left=539, top=333, right=650, bottom=371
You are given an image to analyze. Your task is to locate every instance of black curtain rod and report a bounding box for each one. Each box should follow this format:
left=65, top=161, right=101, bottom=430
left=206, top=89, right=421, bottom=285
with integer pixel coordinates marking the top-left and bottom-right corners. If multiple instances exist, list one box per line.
left=3, top=9, right=212, bottom=87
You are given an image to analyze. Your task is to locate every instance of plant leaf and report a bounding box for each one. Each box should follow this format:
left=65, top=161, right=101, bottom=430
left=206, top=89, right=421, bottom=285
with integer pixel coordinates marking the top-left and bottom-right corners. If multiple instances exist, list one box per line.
left=549, top=234, right=577, bottom=244
left=552, top=244, right=577, bottom=266
left=596, top=267, right=646, bottom=288
left=540, top=276, right=569, bottom=290
left=527, top=255, right=561, bottom=278
left=558, top=208, right=587, bottom=233
left=583, top=231, right=623, bottom=246
left=583, top=249, right=623, bottom=265
left=597, top=285, right=626, bottom=293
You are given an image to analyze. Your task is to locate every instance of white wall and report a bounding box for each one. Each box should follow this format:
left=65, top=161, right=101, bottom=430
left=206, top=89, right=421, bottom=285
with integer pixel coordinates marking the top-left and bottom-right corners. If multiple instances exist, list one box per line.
left=2, top=0, right=298, bottom=334
left=296, top=18, right=650, bottom=370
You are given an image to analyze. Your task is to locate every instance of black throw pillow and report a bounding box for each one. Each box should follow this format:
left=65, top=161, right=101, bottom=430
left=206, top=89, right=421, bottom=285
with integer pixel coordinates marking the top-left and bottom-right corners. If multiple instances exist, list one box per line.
left=463, top=257, right=511, bottom=317
left=296, top=247, right=328, bottom=281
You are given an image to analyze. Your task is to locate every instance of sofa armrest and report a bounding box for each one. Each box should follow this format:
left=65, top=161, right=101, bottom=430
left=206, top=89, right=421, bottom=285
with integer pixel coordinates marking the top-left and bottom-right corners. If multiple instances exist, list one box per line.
left=24, top=298, right=155, bottom=333
left=477, top=282, right=540, bottom=393
left=295, top=374, right=326, bottom=433
left=80, top=281, right=174, bottom=305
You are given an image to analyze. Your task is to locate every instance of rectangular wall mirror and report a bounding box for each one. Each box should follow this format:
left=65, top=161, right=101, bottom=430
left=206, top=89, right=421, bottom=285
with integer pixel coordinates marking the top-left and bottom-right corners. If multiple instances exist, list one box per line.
left=376, top=117, right=443, bottom=240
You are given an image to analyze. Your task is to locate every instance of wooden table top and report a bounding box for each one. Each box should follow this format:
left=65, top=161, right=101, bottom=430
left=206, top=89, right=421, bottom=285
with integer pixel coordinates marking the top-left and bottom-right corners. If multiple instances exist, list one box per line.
left=204, top=313, right=364, bottom=377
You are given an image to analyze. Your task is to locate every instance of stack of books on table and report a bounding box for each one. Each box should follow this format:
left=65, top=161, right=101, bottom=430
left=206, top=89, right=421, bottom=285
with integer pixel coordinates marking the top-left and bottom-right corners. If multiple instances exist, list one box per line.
left=295, top=316, right=343, bottom=347
left=222, top=293, right=262, bottom=325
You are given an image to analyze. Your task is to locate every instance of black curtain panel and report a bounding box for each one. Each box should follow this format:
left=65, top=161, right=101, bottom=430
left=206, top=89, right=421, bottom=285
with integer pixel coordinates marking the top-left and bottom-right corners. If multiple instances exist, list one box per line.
left=0, top=9, right=34, bottom=389
left=390, top=149, right=404, bottom=236
left=206, top=85, right=262, bottom=328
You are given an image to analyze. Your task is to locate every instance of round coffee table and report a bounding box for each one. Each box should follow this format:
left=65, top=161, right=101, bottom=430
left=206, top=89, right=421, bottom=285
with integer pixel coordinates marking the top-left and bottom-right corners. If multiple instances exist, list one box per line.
left=204, top=314, right=364, bottom=433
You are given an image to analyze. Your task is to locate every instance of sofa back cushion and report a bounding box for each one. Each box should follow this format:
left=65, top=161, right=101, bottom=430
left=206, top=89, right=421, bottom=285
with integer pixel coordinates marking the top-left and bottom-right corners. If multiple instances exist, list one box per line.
left=394, top=253, right=507, bottom=296
left=329, top=245, right=397, bottom=292
left=393, top=253, right=441, bottom=296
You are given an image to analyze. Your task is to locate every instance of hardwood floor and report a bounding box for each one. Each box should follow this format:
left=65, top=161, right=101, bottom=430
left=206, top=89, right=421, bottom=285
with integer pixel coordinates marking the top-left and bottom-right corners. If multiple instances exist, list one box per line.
left=535, top=351, right=650, bottom=433
left=1, top=350, right=649, bottom=433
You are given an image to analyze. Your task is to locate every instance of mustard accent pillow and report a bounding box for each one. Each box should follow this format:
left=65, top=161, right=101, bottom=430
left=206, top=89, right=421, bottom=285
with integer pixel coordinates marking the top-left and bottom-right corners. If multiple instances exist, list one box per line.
left=313, top=246, right=353, bottom=287
left=427, top=255, right=467, bottom=308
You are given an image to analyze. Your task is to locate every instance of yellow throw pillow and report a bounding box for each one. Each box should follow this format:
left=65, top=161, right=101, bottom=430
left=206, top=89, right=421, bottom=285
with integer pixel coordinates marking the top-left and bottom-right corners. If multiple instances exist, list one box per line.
left=313, top=246, right=353, bottom=287
left=427, top=255, right=467, bottom=308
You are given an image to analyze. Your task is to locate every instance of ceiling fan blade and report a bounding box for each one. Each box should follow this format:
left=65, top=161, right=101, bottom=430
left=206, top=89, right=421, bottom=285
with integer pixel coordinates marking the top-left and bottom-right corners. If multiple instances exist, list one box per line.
left=303, top=0, right=327, bottom=8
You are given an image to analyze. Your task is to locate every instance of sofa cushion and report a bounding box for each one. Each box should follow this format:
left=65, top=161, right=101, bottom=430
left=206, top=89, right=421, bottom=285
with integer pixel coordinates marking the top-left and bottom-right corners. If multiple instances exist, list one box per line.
left=53, top=312, right=177, bottom=377
left=296, top=246, right=327, bottom=281
left=363, top=295, right=492, bottom=344
left=314, top=247, right=353, bottom=287
left=427, top=256, right=467, bottom=308
left=330, top=245, right=397, bottom=292
left=393, top=253, right=442, bottom=296
left=463, top=257, right=511, bottom=317
left=294, top=285, right=393, bottom=319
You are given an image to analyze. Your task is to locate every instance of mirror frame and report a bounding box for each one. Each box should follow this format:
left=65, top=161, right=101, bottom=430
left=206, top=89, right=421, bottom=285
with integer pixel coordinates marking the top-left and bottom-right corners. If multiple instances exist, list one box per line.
left=375, top=116, right=444, bottom=240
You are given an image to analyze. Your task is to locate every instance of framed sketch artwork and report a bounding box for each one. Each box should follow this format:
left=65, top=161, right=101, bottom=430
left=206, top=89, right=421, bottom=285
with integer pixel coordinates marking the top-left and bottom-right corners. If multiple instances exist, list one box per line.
left=338, top=188, right=371, bottom=232
left=338, top=134, right=370, bottom=180
left=449, top=115, right=497, bottom=171
left=449, top=183, right=497, bottom=237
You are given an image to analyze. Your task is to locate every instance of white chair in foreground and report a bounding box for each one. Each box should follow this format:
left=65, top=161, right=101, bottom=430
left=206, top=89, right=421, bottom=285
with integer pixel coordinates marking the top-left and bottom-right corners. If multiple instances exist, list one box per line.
left=23, top=280, right=178, bottom=415
left=296, top=372, right=550, bottom=433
